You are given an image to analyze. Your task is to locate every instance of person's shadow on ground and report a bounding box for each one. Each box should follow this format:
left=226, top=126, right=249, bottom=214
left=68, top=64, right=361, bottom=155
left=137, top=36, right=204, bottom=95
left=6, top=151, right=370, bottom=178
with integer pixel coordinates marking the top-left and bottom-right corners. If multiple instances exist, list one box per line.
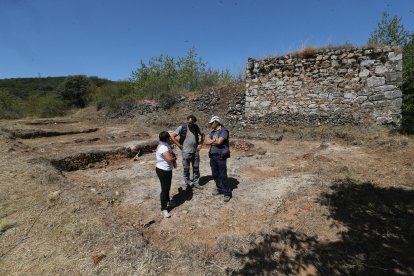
left=199, top=175, right=240, bottom=191
left=170, top=187, right=193, bottom=210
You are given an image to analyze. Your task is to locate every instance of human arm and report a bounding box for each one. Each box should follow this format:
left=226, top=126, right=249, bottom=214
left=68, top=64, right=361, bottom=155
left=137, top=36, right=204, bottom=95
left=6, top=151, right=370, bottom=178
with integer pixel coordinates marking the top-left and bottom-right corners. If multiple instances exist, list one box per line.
left=162, top=151, right=177, bottom=163
left=171, top=127, right=183, bottom=150
left=170, top=133, right=182, bottom=150
left=196, top=132, right=205, bottom=151
left=204, top=135, right=224, bottom=146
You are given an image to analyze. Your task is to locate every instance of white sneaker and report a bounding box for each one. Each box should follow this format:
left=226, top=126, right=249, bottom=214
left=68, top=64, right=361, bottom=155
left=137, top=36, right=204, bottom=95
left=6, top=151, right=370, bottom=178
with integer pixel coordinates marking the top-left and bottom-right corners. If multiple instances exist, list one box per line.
left=161, top=210, right=171, bottom=218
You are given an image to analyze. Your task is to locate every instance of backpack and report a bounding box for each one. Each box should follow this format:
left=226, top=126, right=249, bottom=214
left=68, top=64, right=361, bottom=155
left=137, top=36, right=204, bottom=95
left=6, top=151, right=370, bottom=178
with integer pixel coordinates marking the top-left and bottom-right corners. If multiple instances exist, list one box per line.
left=179, top=124, right=201, bottom=145
left=209, top=127, right=230, bottom=158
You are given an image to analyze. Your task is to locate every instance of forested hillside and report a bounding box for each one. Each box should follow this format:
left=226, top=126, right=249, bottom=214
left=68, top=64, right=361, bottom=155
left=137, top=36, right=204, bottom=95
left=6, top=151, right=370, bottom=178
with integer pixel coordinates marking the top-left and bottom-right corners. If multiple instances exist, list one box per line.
left=0, top=76, right=111, bottom=99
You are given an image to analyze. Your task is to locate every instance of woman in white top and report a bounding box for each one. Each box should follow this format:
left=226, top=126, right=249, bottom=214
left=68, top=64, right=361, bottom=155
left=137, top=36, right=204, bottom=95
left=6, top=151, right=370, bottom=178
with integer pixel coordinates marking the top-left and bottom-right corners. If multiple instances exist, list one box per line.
left=156, top=131, right=177, bottom=218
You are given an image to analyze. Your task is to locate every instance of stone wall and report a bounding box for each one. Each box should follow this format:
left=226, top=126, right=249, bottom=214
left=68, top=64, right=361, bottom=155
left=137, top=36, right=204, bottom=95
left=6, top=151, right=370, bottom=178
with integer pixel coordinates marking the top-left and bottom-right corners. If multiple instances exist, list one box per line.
left=245, top=46, right=403, bottom=126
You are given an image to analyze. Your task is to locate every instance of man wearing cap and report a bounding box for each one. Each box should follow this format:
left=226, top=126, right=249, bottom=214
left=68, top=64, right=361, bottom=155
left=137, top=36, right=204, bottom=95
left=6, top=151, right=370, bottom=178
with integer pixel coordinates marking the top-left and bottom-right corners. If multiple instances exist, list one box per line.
left=171, top=115, right=205, bottom=190
left=205, top=115, right=232, bottom=202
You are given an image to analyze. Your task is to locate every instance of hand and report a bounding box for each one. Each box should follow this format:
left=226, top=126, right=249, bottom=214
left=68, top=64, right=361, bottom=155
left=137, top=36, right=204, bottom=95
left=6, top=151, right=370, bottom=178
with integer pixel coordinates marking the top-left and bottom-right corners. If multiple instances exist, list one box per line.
left=196, top=144, right=202, bottom=151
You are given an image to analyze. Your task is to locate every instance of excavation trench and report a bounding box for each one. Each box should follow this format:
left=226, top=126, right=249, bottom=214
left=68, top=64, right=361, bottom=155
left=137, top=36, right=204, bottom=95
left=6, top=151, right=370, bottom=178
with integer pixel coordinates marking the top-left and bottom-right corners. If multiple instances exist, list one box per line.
left=2, top=127, right=99, bottom=139
left=51, top=139, right=158, bottom=171
left=50, top=138, right=259, bottom=172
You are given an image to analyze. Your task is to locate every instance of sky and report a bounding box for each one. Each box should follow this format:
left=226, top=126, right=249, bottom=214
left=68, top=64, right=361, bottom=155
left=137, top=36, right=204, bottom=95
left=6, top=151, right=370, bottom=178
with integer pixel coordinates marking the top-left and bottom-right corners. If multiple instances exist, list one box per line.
left=1, top=0, right=413, bottom=81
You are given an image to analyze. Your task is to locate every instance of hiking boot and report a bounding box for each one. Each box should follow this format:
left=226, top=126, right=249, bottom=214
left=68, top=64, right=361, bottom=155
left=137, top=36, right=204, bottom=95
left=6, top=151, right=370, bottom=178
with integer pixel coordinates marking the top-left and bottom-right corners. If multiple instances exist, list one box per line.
left=193, top=183, right=203, bottom=190
left=212, top=190, right=222, bottom=196
left=161, top=210, right=171, bottom=218
left=223, top=195, right=231, bottom=202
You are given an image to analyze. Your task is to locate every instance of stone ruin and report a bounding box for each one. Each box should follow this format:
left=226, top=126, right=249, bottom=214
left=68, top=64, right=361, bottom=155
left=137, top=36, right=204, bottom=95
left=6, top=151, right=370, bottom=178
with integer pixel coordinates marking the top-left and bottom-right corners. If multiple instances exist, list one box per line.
left=245, top=46, right=403, bottom=127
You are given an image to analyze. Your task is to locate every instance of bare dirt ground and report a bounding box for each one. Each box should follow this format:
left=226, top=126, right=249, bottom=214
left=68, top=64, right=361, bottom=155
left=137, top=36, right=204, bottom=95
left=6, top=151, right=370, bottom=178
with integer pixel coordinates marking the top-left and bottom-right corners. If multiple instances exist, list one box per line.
left=1, top=103, right=414, bottom=275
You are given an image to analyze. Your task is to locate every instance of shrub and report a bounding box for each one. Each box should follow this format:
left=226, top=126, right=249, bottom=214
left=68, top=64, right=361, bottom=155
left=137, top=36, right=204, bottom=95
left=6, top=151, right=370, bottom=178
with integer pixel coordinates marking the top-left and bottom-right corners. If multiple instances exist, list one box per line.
left=57, top=75, right=95, bottom=108
left=130, top=47, right=234, bottom=99
left=92, top=82, right=134, bottom=110
left=401, top=36, right=414, bottom=134
left=25, top=94, right=66, bottom=117
left=0, top=90, right=24, bottom=119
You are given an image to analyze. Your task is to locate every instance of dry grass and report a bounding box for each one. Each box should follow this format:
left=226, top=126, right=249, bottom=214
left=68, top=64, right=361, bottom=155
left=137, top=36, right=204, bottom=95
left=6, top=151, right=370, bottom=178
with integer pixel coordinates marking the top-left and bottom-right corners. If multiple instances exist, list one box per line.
left=0, top=220, right=16, bottom=235
left=1, top=88, right=414, bottom=275
left=291, top=46, right=318, bottom=58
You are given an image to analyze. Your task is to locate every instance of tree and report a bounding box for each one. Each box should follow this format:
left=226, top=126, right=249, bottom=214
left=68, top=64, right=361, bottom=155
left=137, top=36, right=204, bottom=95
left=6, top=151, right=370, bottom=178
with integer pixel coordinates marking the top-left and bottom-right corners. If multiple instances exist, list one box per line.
left=368, top=12, right=414, bottom=133
left=57, top=75, right=94, bottom=108
left=130, top=48, right=234, bottom=99
left=368, top=12, right=410, bottom=47
left=401, top=35, right=414, bottom=134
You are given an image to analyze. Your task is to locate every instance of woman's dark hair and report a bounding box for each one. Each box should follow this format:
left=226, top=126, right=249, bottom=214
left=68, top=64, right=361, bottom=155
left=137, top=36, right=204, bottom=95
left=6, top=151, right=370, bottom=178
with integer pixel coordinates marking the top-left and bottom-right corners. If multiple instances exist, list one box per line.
left=159, top=131, right=170, bottom=142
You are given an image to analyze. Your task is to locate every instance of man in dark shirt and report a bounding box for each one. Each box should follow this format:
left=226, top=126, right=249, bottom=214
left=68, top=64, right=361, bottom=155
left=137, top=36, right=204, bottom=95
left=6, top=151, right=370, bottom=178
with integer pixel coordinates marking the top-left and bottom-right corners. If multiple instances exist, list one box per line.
left=204, top=115, right=231, bottom=202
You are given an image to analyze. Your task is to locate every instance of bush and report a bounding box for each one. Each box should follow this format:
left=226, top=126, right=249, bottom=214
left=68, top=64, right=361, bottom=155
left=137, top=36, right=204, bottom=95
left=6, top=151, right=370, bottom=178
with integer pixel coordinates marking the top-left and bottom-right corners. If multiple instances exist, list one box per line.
left=92, top=81, right=134, bottom=110
left=401, top=36, right=414, bottom=134
left=130, top=48, right=234, bottom=99
left=25, top=94, right=66, bottom=117
left=57, top=75, right=95, bottom=108
left=0, top=90, right=24, bottom=119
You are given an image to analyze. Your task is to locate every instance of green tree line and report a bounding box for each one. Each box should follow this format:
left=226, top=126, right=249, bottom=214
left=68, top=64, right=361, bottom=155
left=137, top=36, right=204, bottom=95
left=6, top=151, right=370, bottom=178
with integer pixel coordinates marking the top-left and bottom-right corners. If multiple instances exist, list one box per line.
left=0, top=76, right=112, bottom=118
left=0, top=48, right=235, bottom=119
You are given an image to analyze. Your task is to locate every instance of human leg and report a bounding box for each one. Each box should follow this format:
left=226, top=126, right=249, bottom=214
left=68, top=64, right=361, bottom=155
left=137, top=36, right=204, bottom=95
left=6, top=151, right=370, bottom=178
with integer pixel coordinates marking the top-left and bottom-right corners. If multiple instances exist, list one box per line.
left=216, top=158, right=230, bottom=196
left=182, top=155, right=191, bottom=187
left=192, top=152, right=201, bottom=187
left=156, top=167, right=172, bottom=211
left=210, top=156, right=223, bottom=194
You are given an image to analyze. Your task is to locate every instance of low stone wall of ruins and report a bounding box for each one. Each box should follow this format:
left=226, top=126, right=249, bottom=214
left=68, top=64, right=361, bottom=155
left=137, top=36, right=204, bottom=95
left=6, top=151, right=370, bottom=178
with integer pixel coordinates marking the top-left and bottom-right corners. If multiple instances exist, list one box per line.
left=245, top=46, right=403, bottom=126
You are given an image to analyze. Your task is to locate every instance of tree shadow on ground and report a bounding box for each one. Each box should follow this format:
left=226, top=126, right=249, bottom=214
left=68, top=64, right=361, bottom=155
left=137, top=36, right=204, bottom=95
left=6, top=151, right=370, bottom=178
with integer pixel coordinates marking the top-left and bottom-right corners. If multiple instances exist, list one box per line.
left=233, top=179, right=414, bottom=275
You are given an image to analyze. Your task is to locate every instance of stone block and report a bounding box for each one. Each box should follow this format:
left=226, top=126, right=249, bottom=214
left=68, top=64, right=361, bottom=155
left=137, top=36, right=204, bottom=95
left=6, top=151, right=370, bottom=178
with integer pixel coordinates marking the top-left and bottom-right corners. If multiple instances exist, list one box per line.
left=389, top=53, right=402, bottom=61
left=367, top=77, right=385, bottom=87
left=375, top=66, right=388, bottom=75
left=356, top=96, right=368, bottom=103
left=374, top=100, right=388, bottom=107
left=384, top=90, right=402, bottom=99
left=260, top=101, right=271, bottom=107
left=369, top=94, right=386, bottom=101
left=385, top=72, right=402, bottom=83
left=391, top=98, right=403, bottom=109
left=361, top=60, right=375, bottom=66
left=344, top=93, right=357, bottom=99
left=370, top=85, right=397, bottom=93
left=361, top=102, right=374, bottom=109
left=359, top=68, right=370, bottom=78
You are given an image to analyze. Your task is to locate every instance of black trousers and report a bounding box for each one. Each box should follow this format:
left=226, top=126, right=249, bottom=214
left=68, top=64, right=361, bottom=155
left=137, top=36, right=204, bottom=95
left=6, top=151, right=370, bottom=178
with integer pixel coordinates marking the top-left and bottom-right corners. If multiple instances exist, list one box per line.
left=156, top=167, right=172, bottom=211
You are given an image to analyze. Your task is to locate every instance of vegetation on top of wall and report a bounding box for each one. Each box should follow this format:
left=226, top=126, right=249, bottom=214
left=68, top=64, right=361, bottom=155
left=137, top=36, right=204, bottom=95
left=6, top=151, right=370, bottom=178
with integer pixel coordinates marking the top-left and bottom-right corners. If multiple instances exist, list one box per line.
left=291, top=46, right=319, bottom=58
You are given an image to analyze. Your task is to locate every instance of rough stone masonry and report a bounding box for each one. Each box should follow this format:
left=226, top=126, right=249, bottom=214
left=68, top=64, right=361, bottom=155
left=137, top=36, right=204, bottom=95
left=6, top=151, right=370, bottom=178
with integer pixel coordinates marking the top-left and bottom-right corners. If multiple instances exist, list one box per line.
left=245, top=46, right=403, bottom=127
